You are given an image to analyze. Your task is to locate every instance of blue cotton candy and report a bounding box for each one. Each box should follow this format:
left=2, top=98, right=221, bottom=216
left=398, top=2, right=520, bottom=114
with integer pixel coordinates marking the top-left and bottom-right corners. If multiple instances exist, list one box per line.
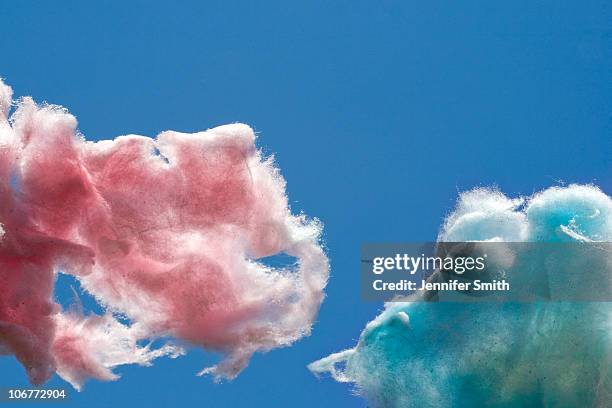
left=309, top=184, right=611, bottom=408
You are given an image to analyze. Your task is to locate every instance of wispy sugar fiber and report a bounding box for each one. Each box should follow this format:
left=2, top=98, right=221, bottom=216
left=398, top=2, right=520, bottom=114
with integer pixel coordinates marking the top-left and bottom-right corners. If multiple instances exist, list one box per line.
left=310, top=185, right=611, bottom=408
left=0, top=78, right=329, bottom=390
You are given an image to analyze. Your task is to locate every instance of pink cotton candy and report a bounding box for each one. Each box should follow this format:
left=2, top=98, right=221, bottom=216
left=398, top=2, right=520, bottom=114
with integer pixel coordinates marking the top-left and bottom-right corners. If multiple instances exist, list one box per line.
left=0, top=78, right=329, bottom=390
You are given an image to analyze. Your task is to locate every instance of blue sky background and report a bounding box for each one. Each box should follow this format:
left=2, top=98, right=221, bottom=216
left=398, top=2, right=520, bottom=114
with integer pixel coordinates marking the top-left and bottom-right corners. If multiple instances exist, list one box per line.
left=1, top=1, right=611, bottom=407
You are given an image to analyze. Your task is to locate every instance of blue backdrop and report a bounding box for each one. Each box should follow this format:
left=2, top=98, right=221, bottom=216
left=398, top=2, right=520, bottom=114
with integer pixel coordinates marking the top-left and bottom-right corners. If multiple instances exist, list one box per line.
left=1, top=1, right=610, bottom=407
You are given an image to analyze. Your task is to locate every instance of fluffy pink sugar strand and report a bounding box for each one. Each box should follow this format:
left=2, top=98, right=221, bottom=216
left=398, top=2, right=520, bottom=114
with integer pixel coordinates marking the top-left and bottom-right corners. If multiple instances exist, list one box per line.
left=0, top=78, right=329, bottom=389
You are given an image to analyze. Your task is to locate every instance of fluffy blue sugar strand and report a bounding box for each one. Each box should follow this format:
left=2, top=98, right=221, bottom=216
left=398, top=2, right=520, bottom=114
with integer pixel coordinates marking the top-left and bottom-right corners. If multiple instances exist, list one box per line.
left=309, top=184, right=612, bottom=408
